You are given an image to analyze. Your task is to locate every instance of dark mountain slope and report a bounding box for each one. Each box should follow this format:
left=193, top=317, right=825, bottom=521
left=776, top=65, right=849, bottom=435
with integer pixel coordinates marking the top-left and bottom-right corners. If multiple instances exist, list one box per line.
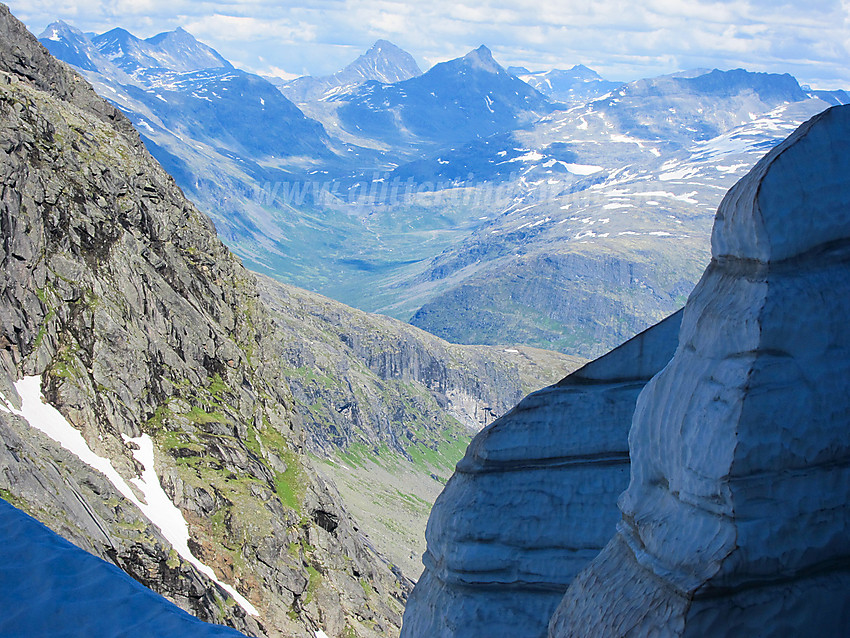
left=0, top=5, right=407, bottom=637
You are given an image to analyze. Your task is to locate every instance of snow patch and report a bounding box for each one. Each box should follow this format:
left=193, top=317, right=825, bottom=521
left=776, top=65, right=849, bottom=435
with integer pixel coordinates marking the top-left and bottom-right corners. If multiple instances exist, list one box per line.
left=560, top=162, right=602, bottom=175
left=510, top=150, right=545, bottom=163
left=1, top=376, right=258, bottom=616
left=715, top=163, right=750, bottom=174
left=659, top=166, right=701, bottom=181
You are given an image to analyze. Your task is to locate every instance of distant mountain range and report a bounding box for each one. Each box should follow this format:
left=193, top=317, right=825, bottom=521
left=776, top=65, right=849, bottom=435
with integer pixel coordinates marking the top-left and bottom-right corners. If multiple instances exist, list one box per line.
left=38, top=21, right=849, bottom=358
left=278, top=39, right=422, bottom=102
left=507, top=64, right=622, bottom=103
left=332, top=45, right=555, bottom=147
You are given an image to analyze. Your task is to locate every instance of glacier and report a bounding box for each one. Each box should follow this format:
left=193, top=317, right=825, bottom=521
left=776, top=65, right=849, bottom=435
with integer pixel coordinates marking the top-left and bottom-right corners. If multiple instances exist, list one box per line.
left=549, top=104, right=850, bottom=636
left=400, top=310, right=682, bottom=638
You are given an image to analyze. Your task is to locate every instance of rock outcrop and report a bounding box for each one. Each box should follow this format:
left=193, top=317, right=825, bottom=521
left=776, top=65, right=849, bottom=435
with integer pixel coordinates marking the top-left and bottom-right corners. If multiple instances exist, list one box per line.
left=0, top=498, right=246, bottom=637
left=549, top=104, right=850, bottom=636
left=400, top=310, right=682, bottom=638
left=0, top=5, right=406, bottom=637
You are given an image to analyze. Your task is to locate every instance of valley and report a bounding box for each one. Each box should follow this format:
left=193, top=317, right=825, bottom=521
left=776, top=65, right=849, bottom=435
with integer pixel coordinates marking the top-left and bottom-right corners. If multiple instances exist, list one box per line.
left=39, top=22, right=847, bottom=358
left=0, top=3, right=847, bottom=637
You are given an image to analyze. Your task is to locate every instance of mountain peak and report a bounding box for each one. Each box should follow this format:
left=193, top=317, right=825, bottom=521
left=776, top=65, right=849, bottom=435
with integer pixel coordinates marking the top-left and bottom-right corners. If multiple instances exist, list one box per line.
left=343, top=39, right=421, bottom=83
left=93, top=24, right=232, bottom=74
left=368, top=39, right=398, bottom=53
left=462, top=45, right=501, bottom=73
left=38, top=20, right=109, bottom=73
left=569, top=64, right=602, bottom=80
left=38, top=20, right=74, bottom=41
left=146, top=26, right=195, bottom=46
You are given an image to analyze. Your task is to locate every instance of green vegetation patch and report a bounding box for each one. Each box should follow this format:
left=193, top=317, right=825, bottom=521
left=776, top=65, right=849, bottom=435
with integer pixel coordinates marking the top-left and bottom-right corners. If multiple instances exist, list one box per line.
left=303, top=564, right=322, bottom=605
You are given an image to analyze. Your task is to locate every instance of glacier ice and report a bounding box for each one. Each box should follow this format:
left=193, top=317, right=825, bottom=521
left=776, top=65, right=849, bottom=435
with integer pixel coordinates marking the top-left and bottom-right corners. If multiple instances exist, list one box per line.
left=549, top=104, right=850, bottom=637
left=0, top=498, right=246, bottom=637
left=400, top=310, right=682, bottom=638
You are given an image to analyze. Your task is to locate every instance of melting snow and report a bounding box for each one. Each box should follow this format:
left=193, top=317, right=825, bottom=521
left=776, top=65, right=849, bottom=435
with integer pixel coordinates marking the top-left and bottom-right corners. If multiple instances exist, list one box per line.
left=659, top=166, right=701, bottom=181
left=0, top=376, right=257, bottom=616
left=560, top=162, right=603, bottom=175
left=510, top=150, right=545, bottom=162
left=609, top=133, right=645, bottom=148
left=715, top=163, right=750, bottom=174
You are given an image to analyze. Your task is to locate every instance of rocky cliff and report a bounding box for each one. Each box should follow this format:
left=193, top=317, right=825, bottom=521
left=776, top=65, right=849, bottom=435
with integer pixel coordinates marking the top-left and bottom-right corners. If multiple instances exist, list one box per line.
left=400, top=310, right=681, bottom=638
left=0, top=498, right=246, bottom=636
left=549, top=105, right=850, bottom=635
left=257, top=276, right=583, bottom=578
left=0, top=5, right=407, bottom=636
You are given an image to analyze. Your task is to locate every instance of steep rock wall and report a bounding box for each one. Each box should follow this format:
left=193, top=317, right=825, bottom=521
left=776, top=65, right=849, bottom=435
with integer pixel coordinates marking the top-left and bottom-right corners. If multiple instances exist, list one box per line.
left=0, top=5, right=406, bottom=637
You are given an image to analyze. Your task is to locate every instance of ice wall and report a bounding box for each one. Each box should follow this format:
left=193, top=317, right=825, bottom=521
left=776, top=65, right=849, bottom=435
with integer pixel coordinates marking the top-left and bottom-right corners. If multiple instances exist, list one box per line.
left=549, top=104, right=850, bottom=637
left=400, top=310, right=682, bottom=638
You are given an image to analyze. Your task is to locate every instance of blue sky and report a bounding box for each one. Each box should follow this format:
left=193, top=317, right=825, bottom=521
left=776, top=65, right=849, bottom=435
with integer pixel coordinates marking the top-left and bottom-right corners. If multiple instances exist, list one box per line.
left=8, top=0, right=850, bottom=88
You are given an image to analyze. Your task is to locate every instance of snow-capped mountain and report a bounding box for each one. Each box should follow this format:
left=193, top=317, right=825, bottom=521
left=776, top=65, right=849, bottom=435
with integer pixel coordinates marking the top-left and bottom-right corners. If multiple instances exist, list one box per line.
left=394, top=69, right=841, bottom=355
left=38, top=18, right=849, bottom=360
left=280, top=39, right=422, bottom=102
left=334, top=45, right=555, bottom=146
left=39, top=21, right=329, bottom=162
left=508, top=64, right=622, bottom=103
left=37, top=21, right=334, bottom=232
left=39, top=20, right=136, bottom=81
left=92, top=26, right=233, bottom=76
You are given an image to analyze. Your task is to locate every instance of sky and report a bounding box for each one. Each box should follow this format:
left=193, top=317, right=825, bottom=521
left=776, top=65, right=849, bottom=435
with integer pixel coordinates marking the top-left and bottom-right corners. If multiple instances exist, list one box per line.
left=8, top=0, right=850, bottom=89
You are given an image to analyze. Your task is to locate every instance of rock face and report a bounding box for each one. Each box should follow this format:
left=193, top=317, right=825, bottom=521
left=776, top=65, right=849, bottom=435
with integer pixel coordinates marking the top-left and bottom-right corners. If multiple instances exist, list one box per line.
left=256, top=275, right=584, bottom=580
left=549, top=104, right=850, bottom=636
left=0, top=498, right=245, bottom=637
left=400, top=310, right=682, bottom=638
left=257, top=276, right=582, bottom=447
left=0, top=5, right=407, bottom=637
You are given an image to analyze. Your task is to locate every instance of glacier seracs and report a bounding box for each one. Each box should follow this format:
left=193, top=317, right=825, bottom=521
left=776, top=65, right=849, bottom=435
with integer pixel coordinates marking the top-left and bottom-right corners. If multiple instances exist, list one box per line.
left=400, top=310, right=682, bottom=638
left=549, top=104, right=850, bottom=637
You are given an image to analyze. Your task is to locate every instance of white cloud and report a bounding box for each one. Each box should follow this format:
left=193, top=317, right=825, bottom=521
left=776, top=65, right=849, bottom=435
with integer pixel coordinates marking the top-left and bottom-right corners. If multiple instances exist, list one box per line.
left=7, top=0, right=850, bottom=87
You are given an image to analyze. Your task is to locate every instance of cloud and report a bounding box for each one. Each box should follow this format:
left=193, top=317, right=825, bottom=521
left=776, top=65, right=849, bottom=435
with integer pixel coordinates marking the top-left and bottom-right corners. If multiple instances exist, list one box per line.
left=7, top=0, right=850, bottom=87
